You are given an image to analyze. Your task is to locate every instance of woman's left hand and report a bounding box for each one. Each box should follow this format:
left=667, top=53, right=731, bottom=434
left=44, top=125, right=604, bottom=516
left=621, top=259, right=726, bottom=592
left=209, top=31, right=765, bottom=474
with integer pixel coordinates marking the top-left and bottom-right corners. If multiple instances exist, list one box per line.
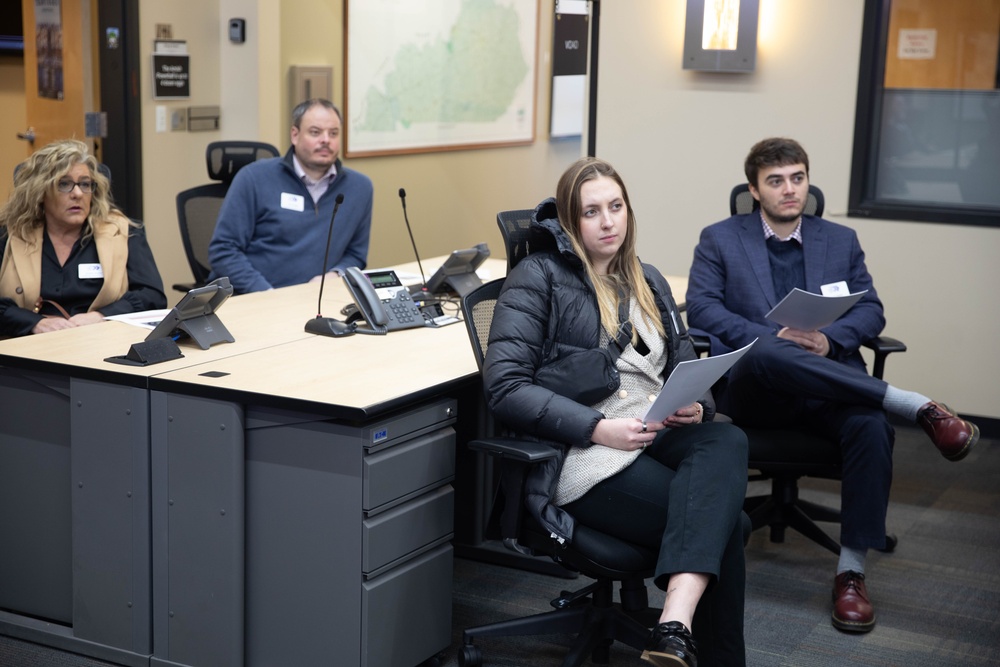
left=664, top=402, right=703, bottom=428
left=67, top=312, right=106, bottom=327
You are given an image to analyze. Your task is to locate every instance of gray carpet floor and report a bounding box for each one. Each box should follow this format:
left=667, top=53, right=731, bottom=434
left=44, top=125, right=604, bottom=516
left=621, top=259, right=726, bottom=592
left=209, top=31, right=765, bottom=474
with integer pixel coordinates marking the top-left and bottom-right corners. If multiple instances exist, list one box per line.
left=2, top=425, right=997, bottom=666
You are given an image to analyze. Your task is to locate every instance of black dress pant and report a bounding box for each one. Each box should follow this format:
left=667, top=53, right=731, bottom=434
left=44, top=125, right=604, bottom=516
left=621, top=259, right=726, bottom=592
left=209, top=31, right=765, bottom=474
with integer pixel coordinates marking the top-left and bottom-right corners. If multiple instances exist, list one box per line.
left=718, top=335, right=895, bottom=550
left=564, top=421, right=749, bottom=667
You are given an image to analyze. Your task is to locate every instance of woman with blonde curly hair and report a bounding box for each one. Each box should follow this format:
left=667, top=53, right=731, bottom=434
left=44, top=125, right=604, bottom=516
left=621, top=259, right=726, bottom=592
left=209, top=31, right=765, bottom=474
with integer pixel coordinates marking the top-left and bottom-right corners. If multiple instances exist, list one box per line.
left=0, top=139, right=165, bottom=337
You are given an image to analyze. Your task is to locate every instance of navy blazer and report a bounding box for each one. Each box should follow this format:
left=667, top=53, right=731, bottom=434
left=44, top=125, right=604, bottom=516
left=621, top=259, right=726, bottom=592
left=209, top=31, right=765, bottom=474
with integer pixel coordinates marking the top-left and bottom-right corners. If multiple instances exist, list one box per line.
left=685, top=213, right=885, bottom=370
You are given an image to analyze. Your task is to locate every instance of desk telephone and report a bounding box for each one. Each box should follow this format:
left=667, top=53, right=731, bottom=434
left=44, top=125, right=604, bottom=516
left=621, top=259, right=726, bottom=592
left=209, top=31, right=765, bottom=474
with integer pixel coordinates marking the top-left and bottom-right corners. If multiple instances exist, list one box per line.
left=342, top=267, right=425, bottom=334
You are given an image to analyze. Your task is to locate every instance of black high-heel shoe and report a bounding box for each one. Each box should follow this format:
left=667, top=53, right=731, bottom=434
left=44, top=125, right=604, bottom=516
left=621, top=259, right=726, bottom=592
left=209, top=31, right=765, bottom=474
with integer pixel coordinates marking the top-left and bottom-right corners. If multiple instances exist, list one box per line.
left=641, top=621, right=698, bottom=667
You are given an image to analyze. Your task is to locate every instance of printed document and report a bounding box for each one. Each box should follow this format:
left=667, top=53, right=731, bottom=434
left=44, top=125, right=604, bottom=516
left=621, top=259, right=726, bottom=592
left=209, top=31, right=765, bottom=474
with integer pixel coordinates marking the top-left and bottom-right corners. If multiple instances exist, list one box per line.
left=765, top=288, right=868, bottom=331
left=643, top=340, right=756, bottom=423
left=104, top=309, right=170, bottom=329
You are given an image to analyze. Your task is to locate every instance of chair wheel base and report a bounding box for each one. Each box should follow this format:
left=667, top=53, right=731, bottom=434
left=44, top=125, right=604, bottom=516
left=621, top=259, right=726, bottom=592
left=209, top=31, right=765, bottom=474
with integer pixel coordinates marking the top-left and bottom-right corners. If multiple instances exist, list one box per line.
left=458, top=644, right=482, bottom=667
left=877, top=533, right=898, bottom=553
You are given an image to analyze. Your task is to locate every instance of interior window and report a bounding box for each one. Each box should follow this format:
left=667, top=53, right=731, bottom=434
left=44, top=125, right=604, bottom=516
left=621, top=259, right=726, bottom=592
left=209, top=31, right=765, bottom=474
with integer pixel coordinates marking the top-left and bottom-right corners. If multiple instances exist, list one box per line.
left=849, top=0, right=1000, bottom=227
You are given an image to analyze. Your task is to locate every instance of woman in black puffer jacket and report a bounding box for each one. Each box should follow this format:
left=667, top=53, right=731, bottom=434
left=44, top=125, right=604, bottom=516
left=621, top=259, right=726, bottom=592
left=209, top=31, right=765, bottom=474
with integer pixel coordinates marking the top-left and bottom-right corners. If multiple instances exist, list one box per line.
left=484, top=157, right=748, bottom=667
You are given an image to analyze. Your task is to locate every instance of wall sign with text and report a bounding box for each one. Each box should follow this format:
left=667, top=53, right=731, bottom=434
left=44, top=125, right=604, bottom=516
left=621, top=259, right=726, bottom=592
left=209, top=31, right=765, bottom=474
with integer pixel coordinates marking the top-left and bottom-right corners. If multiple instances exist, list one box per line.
left=152, top=40, right=190, bottom=100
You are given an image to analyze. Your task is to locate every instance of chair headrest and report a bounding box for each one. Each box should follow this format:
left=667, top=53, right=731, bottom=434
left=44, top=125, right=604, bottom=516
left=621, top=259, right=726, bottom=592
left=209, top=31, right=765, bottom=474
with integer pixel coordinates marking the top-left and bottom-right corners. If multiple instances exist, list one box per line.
left=205, top=141, right=280, bottom=185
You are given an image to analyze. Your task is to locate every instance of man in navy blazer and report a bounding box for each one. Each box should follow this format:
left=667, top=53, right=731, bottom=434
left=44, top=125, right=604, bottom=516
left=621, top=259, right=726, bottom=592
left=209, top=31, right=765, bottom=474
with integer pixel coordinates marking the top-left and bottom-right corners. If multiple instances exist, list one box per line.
left=686, top=137, right=979, bottom=634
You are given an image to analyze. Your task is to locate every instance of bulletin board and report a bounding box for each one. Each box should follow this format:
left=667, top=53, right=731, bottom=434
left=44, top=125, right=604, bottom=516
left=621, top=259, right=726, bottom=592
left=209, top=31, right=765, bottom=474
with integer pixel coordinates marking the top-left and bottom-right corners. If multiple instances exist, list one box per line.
left=884, top=0, right=1000, bottom=90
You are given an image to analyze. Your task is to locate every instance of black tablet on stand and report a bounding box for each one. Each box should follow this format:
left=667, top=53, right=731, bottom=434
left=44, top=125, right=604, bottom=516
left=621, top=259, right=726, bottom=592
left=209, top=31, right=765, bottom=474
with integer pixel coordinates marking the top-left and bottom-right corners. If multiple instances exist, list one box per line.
left=145, top=277, right=235, bottom=350
left=422, top=243, right=490, bottom=298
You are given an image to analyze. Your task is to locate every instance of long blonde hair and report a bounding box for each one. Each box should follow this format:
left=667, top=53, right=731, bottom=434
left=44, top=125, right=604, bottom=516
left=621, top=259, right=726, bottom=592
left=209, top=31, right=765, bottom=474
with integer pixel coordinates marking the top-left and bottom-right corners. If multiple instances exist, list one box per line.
left=0, top=139, right=121, bottom=245
left=554, top=157, right=665, bottom=340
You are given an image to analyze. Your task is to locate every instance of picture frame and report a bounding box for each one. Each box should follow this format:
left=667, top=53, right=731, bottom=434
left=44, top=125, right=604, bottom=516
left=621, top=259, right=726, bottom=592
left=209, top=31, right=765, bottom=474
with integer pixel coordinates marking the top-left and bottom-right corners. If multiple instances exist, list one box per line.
left=344, top=0, right=539, bottom=157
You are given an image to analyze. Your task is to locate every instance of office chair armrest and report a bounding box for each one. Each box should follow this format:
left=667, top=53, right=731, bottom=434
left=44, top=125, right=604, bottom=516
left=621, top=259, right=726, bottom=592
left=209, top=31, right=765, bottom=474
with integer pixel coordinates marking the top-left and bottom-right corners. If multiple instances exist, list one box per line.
left=468, top=437, right=559, bottom=550
left=863, top=335, right=907, bottom=380
left=467, top=437, right=560, bottom=463
left=690, top=333, right=711, bottom=357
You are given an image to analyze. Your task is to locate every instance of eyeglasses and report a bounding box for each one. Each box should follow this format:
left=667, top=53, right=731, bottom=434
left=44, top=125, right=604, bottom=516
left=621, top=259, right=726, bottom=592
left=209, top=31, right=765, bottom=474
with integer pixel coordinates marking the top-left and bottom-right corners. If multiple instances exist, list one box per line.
left=56, top=179, right=96, bottom=194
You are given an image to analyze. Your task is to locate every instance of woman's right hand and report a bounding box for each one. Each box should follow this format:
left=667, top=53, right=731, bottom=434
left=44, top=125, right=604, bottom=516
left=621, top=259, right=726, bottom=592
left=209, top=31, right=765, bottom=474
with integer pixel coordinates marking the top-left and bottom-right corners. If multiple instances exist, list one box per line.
left=591, top=417, right=664, bottom=451
left=32, top=317, right=78, bottom=334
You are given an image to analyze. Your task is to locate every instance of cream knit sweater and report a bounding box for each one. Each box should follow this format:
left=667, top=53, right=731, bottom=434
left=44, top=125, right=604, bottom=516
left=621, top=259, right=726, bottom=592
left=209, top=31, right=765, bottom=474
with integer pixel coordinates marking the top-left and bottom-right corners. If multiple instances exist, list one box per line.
left=553, top=299, right=667, bottom=505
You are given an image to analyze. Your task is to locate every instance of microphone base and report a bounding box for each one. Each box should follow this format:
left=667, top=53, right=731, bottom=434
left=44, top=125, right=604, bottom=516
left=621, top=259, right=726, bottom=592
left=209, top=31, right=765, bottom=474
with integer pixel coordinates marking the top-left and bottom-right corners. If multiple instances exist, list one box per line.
left=305, top=317, right=357, bottom=337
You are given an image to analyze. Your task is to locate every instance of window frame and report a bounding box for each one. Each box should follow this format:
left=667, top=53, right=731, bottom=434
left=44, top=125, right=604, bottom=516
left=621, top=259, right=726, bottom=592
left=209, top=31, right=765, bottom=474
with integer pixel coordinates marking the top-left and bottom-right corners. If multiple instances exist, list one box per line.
left=848, top=0, right=1000, bottom=228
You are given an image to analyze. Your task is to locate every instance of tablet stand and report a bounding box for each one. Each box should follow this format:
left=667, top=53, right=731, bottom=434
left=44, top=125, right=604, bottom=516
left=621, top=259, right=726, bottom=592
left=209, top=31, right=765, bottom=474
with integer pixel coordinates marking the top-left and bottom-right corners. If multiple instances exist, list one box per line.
left=172, top=312, right=235, bottom=350
left=441, top=272, right=482, bottom=298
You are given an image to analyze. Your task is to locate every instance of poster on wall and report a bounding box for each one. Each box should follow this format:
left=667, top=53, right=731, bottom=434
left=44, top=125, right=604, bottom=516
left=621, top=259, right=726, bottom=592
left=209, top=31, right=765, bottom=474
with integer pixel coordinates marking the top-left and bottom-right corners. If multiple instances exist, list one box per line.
left=152, top=40, right=190, bottom=100
left=345, top=0, right=539, bottom=157
left=35, top=0, right=63, bottom=100
left=550, top=0, right=588, bottom=139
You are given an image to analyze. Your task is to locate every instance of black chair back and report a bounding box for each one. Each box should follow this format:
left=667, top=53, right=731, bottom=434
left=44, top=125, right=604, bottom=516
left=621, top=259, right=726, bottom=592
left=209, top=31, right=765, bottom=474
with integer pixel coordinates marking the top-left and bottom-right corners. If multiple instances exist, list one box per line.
left=206, top=141, right=280, bottom=185
left=730, top=183, right=825, bottom=217
left=175, top=184, right=229, bottom=287
left=495, top=209, right=537, bottom=273
left=461, top=278, right=505, bottom=373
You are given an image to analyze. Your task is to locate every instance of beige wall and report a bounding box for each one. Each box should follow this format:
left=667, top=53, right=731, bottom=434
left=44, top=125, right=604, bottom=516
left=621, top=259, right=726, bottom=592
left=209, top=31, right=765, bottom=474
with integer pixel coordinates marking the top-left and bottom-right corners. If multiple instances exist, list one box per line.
left=276, top=0, right=580, bottom=270
left=0, top=54, right=27, bottom=203
left=13, top=0, right=979, bottom=418
left=138, top=0, right=580, bottom=296
left=139, top=0, right=223, bottom=292
left=597, top=0, right=1000, bottom=418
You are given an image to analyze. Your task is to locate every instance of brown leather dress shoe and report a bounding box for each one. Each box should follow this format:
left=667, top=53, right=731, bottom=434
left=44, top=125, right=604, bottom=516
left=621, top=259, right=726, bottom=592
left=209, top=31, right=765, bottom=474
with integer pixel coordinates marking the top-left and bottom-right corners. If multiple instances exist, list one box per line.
left=832, top=571, right=875, bottom=633
left=917, top=401, right=979, bottom=461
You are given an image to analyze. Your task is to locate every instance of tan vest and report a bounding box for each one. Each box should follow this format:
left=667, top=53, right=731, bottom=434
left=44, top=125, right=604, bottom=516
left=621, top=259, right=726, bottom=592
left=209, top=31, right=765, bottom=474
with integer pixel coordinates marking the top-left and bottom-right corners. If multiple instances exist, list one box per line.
left=0, top=212, right=131, bottom=314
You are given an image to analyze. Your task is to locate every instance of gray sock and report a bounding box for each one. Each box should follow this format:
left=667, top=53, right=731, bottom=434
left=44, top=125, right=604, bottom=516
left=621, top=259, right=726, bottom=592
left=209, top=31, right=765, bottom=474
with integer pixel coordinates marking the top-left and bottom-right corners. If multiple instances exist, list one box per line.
left=882, top=385, right=931, bottom=422
left=837, top=546, right=867, bottom=575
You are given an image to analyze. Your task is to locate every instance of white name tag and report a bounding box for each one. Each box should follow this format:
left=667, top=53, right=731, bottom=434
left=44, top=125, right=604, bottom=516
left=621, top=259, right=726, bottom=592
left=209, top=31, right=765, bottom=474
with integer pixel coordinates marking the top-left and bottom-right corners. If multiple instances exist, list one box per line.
left=821, top=280, right=849, bottom=296
left=281, top=192, right=305, bottom=212
left=78, top=263, right=104, bottom=279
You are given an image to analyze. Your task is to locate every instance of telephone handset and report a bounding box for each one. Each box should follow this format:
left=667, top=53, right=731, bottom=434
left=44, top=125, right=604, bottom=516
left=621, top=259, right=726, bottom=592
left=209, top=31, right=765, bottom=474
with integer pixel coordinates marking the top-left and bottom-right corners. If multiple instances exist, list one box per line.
left=343, top=267, right=426, bottom=334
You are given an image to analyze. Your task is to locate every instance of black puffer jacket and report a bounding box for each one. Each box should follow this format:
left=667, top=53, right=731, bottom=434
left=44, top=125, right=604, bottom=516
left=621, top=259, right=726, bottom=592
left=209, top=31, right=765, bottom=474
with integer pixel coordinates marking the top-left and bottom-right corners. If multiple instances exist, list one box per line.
left=483, top=198, right=713, bottom=544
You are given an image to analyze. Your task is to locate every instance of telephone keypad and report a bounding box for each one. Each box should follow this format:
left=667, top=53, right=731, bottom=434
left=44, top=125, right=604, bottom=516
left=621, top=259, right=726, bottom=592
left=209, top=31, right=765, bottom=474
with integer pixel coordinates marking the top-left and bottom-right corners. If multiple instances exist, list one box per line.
left=385, top=294, right=419, bottom=324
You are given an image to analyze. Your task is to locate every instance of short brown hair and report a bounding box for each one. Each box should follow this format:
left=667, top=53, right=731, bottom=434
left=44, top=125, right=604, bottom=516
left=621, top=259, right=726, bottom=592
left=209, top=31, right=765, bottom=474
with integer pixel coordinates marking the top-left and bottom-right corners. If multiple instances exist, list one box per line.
left=744, top=137, right=810, bottom=188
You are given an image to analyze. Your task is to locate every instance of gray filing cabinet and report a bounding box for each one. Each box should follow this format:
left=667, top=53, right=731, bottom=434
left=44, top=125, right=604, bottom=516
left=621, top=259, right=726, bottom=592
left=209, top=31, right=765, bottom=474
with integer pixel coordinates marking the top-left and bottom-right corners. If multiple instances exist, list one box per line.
left=151, top=391, right=457, bottom=667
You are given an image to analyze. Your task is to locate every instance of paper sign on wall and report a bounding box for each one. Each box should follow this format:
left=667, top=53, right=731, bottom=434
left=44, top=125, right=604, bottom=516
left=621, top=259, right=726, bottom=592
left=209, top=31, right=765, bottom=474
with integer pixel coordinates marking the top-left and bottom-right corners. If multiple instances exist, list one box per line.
left=898, top=29, right=937, bottom=60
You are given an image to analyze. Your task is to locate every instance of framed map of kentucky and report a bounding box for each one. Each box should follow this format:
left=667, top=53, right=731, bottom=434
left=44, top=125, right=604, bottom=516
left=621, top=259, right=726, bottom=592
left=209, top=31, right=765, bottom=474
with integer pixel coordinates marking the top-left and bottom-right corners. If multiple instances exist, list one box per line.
left=344, top=0, right=539, bottom=157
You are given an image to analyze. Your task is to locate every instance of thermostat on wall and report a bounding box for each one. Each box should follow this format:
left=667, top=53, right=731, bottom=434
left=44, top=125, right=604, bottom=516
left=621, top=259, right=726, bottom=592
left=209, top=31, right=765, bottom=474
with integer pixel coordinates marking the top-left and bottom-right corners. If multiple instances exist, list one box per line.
left=229, top=18, right=245, bottom=44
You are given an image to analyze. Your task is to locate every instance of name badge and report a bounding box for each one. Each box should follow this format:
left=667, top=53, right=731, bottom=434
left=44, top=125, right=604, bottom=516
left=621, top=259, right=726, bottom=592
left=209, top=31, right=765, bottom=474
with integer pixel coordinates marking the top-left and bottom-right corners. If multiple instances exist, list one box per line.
left=79, top=263, right=104, bottom=279
left=281, top=192, right=305, bottom=212
left=821, top=280, right=849, bottom=296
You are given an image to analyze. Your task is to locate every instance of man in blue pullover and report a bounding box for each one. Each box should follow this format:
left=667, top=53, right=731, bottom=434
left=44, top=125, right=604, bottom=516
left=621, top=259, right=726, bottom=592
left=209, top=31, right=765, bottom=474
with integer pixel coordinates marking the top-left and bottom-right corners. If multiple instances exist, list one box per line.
left=208, top=98, right=373, bottom=293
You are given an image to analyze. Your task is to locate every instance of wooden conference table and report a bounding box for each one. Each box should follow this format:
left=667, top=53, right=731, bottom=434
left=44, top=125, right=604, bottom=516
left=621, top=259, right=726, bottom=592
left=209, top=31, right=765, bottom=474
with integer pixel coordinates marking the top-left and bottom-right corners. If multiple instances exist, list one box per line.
left=0, top=256, right=687, bottom=667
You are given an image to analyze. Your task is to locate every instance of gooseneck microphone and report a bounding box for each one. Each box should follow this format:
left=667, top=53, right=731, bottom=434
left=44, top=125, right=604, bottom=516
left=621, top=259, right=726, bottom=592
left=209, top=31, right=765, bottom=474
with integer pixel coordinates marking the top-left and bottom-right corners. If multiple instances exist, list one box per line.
left=398, top=188, right=428, bottom=296
left=304, top=193, right=355, bottom=337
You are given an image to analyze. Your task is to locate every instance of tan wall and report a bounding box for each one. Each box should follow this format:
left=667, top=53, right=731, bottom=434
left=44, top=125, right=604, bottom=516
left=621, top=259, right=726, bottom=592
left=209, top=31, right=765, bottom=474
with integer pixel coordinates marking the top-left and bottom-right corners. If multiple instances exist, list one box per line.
left=276, top=0, right=580, bottom=272
left=0, top=54, right=27, bottom=203
left=597, top=0, right=1000, bottom=418
left=138, top=0, right=579, bottom=295
left=138, top=0, right=224, bottom=292
left=6, top=1, right=995, bottom=418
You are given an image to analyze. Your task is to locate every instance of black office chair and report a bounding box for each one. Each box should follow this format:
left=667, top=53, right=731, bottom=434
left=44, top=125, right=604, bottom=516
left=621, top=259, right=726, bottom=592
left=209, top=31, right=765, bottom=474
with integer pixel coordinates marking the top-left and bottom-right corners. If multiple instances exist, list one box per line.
left=457, top=275, right=660, bottom=667
left=173, top=140, right=279, bottom=292
left=692, top=184, right=903, bottom=554
left=495, top=208, right=556, bottom=274
left=730, top=182, right=825, bottom=217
